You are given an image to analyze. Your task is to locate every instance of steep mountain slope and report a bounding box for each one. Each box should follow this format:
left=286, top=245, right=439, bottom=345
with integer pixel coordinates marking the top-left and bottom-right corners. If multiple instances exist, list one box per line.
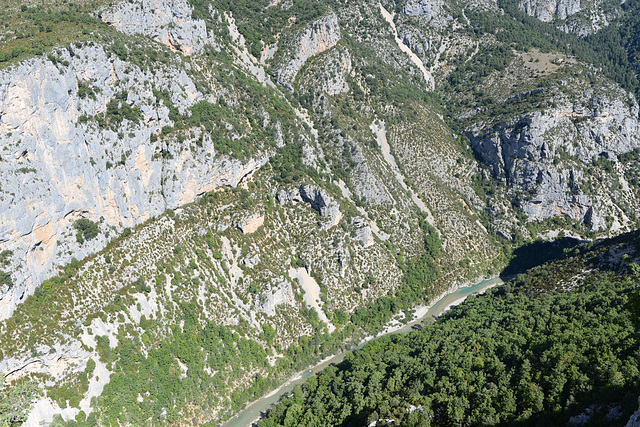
left=258, top=231, right=640, bottom=426
left=0, top=0, right=640, bottom=425
left=0, top=1, right=491, bottom=424
left=0, top=0, right=501, bottom=322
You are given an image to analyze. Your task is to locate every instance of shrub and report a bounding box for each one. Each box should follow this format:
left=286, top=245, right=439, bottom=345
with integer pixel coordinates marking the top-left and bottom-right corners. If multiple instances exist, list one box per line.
left=74, top=219, right=100, bottom=243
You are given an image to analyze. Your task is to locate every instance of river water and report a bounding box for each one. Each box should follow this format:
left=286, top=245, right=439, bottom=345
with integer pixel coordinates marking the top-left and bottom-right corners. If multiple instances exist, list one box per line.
left=222, top=276, right=504, bottom=427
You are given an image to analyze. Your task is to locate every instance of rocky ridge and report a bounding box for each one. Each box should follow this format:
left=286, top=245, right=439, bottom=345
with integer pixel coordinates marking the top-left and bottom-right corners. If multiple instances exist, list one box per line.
left=0, top=0, right=354, bottom=321
left=274, top=12, right=342, bottom=90
left=519, top=0, right=582, bottom=22
left=100, top=0, right=210, bottom=55
left=518, top=0, right=620, bottom=35
left=461, top=59, right=640, bottom=233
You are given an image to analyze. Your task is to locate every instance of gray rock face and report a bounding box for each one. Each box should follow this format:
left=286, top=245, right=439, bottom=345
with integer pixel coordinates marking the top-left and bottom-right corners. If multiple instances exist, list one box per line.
left=0, top=339, right=90, bottom=383
left=235, top=212, right=265, bottom=234
left=353, top=217, right=374, bottom=247
left=626, top=397, right=640, bottom=427
left=255, top=279, right=294, bottom=317
left=468, top=87, right=640, bottom=229
left=275, top=13, right=342, bottom=89
left=519, top=0, right=582, bottom=22
left=402, top=0, right=445, bottom=20
left=517, top=0, right=618, bottom=35
left=276, top=187, right=304, bottom=205
left=349, top=143, right=393, bottom=206
left=0, top=44, right=267, bottom=320
left=100, top=0, right=209, bottom=55
left=277, top=184, right=342, bottom=229
left=299, top=184, right=342, bottom=229
left=399, top=30, right=433, bottom=57
left=241, top=254, right=261, bottom=268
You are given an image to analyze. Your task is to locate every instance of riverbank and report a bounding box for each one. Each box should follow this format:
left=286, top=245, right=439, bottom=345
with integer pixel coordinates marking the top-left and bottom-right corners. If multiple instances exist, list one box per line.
left=222, top=276, right=504, bottom=427
left=362, top=275, right=503, bottom=343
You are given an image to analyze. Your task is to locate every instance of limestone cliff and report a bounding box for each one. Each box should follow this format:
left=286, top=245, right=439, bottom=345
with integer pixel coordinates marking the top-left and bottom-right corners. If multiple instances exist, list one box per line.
left=0, top=42, right=266, bottom=320
left=468, top=80, right=640, bottom=231
left=100, top=0, right=210, bottom=55
left=274, top=12, right=342, bottom=89
left=519, top=0, right=582, bottom=22
left=518, top=0, right=620, bottom=34
left=2, top=0, right=640, bottom=424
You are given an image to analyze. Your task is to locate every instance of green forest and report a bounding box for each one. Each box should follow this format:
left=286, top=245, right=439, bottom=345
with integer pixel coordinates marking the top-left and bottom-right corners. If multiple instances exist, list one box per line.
left=258, top=245, right=640, bottom=426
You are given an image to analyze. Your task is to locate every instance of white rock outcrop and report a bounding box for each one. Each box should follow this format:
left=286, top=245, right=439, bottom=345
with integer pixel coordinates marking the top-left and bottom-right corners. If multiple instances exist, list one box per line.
left=275, top=13, right=342, bottom=89
left=519, top=0, right=582, bottom=22
left=0, top=44, right=266, bottom=321
left=100, top=0, right=209, bottom=55
left=237, top=213, right=265, bottom=234
left=468, top=87, right=640, bottom=230
left=255, top=279, right=294, bottom=317
left=518, top=0, right=617, bottom=35
left=277, top=184, right=342, bottom=230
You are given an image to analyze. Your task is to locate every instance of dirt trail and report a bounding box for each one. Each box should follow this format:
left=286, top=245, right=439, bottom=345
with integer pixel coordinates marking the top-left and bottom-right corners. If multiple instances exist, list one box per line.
left=379, top=4, right=435, bottom=90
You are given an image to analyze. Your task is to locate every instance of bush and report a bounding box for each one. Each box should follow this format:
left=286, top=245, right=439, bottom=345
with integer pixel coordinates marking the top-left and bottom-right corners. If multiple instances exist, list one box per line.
left=0, top=271, right=12, bottom=288
left=74, top=219, right=100, bottom=243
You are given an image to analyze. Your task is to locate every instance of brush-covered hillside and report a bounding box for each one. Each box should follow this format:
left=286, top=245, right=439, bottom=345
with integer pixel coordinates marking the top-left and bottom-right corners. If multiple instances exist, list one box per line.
left=0, top=0, right=640, bottom=425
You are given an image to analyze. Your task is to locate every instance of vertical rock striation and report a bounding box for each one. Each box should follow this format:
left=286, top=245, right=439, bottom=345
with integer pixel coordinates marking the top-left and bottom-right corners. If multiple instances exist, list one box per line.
left=0, top=43, right=266, bottom=320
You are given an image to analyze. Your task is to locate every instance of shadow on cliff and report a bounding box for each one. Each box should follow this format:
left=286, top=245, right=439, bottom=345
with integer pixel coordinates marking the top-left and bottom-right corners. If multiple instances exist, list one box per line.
left=500, top=236, right=586, bottom=278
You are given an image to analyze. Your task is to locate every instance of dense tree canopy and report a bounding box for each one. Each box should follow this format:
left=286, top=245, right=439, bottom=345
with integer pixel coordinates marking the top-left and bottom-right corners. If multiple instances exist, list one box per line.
left=259, top=273, right=640, bottom=426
